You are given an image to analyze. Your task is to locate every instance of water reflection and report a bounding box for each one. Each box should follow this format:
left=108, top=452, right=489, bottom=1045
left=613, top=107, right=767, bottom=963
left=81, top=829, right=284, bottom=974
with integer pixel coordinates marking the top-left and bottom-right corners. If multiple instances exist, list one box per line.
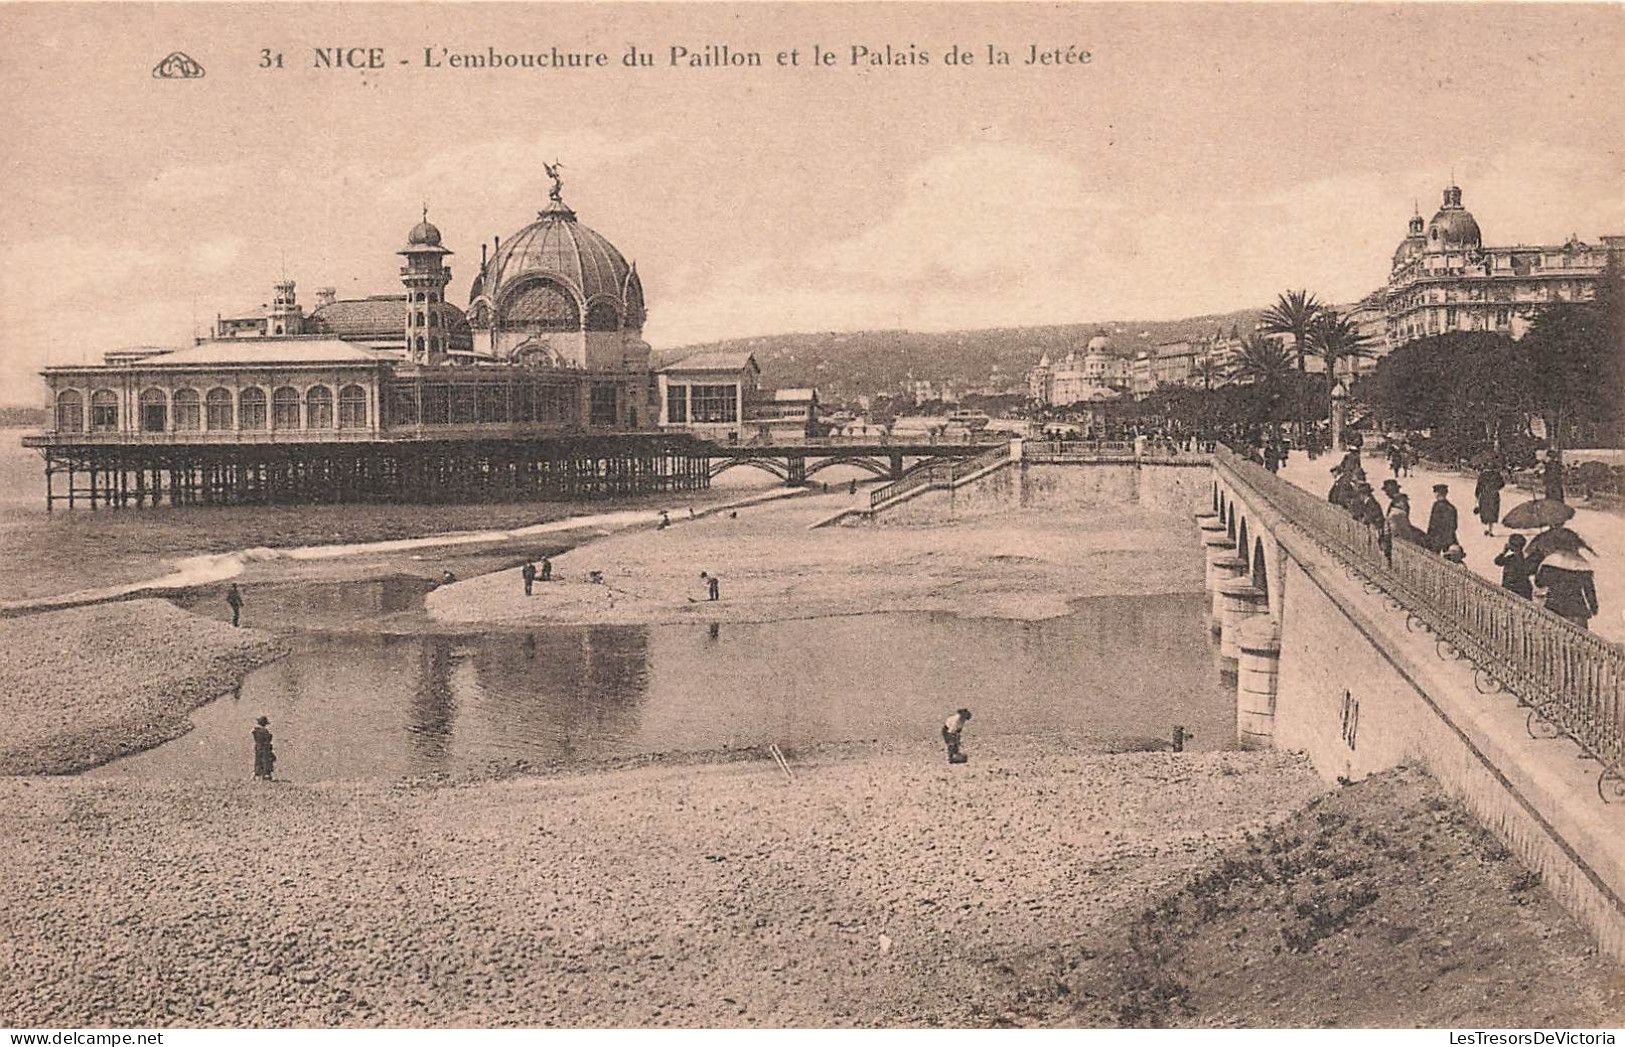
left=93, top=593, right=1234, bottom=781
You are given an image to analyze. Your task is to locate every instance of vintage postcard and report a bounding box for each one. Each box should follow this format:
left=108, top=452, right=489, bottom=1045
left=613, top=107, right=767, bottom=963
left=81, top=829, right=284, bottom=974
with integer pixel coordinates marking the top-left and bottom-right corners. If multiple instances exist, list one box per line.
left=1, top=1, right=1623, bottom=1033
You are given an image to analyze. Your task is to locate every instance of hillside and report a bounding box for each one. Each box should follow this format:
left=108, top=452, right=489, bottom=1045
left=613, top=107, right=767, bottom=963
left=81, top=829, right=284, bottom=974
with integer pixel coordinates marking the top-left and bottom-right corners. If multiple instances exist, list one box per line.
left=654, top=309, right=1265, bottom=401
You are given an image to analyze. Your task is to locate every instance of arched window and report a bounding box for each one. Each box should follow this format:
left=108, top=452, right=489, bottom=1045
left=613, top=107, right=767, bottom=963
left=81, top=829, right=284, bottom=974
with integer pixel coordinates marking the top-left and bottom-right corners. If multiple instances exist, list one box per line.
left=138, top=388, right=168, bottom=432
left=272, top=386, right=301, bottom=429
left=338, top=384, right=367, bottom=428
left=305, top=386, right=333, bottom=429
left=205, top=388, right=234, bottom=430
left=90, top=390, right=118, bottom=432
left=55, top=390, right=83, bottom=433
left=172, top=388, right=201, bottom=431
left=585, top=301, right=620, bottom=332
left=239, top=387, right=267, bottom=431
left=498, top=279, right=580, bottom=332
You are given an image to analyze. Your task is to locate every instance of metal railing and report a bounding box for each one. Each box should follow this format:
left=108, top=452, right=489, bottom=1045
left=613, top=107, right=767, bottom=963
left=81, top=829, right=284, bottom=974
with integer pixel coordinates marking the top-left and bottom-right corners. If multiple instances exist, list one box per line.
left=1022, top=439, right=1214, bottom=464
left=1215, top=446, right=1625, bottom=793
left=868, top=441, right=1013, bottom=510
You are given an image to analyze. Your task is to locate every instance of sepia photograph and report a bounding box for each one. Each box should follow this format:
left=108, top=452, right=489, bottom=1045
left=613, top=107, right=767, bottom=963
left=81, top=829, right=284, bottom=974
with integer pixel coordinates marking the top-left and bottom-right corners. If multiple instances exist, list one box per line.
left=1, top=0, right=1622, bottom=1034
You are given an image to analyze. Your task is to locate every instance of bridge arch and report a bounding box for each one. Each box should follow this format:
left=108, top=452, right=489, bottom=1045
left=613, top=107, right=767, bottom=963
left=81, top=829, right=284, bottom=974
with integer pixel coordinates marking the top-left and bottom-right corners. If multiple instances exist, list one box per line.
left=709, top=457, right=789, bottom=482
left=1237, top=518, right=1250, bottom=572
left=804, top=456, right=891, bottom=480
left=1252, top=536, right=1269, bottom=596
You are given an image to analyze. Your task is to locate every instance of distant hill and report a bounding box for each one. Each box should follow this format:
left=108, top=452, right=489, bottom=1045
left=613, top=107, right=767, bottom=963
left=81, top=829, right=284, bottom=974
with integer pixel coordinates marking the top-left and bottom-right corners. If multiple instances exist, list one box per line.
left=655, top=308, right=1265, bottom=401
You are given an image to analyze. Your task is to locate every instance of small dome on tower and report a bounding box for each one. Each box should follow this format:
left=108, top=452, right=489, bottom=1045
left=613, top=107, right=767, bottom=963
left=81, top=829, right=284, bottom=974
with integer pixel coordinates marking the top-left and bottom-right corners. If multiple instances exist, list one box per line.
left=1425, top=184, right=1482, bottom=251
left=1087, top=334, right=1110, bottom=353
left=407, top=218, right=443, bottom=247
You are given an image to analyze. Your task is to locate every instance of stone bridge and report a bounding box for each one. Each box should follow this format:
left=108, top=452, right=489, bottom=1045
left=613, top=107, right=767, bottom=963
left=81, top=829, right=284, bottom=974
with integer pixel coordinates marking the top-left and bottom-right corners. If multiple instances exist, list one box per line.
left=1206, top=447, right=1625, bottom=959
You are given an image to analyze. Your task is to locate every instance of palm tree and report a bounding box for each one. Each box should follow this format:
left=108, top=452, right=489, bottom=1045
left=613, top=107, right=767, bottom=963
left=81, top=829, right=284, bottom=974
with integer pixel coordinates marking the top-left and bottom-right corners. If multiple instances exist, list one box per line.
left=1225, top=334, right=1297, bottom=445
left=1259, top=289, right=1324, bottom=372
left=1308, top=310, right=1377, bottom=381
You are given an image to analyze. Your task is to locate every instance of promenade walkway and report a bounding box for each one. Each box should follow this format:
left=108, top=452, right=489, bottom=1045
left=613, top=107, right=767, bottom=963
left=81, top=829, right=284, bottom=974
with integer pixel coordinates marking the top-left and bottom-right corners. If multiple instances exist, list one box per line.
left=1279, top=452, right=1624, bottom=645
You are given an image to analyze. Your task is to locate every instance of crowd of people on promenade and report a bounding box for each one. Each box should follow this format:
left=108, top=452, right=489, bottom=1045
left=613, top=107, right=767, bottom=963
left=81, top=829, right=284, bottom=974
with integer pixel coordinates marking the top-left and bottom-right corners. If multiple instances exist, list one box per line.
left=1325, top=450, right=1599, bottom=631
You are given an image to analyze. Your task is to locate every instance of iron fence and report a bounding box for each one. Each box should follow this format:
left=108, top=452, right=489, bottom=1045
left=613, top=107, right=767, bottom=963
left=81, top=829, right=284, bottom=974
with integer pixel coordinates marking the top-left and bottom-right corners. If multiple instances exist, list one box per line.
left=1214, top=447, right=1625, bottom=792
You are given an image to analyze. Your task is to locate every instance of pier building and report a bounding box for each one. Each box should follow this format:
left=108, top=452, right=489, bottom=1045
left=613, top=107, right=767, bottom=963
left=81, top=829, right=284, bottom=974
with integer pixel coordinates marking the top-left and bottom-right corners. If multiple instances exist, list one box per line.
left=23, top=170, right=711, bottom=508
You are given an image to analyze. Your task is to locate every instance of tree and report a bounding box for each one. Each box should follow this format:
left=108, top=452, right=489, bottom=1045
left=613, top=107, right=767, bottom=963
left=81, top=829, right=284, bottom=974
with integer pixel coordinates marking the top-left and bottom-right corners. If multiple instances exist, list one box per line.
left=1259, top=289, right=1325, bottom=372
left=1225, top=334, right=1298, bottom=444
left=1307, top=310, right=1377, bottom=383
left=1190, top=356, right=1225, bottom=392
left=1515, top=257, right=1625, bottom=500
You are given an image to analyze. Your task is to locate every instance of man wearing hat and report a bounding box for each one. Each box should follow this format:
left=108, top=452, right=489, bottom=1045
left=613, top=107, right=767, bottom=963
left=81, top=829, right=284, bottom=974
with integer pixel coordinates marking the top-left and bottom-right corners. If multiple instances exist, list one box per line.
left=252, top=716, right=276, bottom=781
left=1350, top=479, right=1385, bottom=530
left=1426, top=483, right=1460, bottom=556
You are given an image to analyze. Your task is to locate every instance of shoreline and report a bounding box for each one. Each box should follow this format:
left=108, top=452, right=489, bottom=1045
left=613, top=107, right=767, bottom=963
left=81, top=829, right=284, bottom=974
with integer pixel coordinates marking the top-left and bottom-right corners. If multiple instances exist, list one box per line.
left=0, top=485, right=804, bottom=620
left=0, top=600, right=287, bottom=776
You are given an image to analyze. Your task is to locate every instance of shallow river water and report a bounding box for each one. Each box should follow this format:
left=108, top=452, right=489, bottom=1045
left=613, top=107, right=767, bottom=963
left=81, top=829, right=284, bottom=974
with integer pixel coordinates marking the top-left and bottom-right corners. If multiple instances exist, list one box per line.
left=92, top=583, right=1234, bottom=781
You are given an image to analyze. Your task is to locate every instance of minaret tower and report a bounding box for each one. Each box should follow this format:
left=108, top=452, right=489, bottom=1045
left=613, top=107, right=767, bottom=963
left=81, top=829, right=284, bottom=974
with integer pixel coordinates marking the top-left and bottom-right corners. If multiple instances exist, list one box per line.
left=399, top=207, right=453, bottom=365
left=267, top=279, right=302, bottom=336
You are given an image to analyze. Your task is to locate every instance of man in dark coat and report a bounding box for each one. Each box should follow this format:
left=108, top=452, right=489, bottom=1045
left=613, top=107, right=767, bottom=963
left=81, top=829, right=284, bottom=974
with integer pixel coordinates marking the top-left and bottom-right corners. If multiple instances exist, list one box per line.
left=252, top=716, right=275, bottom=781
left=521, top=560, right=537, bottom=596
left=539, top=556, right=553, bottom=582
left=1474, top=464, right=1505, bottom=537
left=1426, top=483, right=1459, bottom=554
left=226, top=583, right=243, bottom=628
left=1350, top=481, right=1385, bottom=530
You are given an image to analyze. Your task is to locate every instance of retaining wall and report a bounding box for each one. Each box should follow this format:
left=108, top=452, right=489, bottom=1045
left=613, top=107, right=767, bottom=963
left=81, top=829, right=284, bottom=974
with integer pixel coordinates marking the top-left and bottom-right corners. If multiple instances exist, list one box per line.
left=873, top=461, right=1210, bottom=525
left=1215, top=467, right=1625, bottom=960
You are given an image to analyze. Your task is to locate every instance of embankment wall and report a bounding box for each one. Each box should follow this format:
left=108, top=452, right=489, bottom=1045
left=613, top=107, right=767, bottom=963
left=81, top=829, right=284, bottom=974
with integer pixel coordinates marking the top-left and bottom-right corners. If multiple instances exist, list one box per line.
left=1215, top=467, right=1625, bottom=960
left=874, top=462, right=1209, bottom=525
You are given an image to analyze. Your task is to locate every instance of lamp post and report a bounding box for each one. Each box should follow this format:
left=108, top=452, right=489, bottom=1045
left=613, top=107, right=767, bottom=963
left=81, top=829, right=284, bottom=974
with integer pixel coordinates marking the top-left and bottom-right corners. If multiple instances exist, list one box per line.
left=1330, top=379, right=1348, bottom=453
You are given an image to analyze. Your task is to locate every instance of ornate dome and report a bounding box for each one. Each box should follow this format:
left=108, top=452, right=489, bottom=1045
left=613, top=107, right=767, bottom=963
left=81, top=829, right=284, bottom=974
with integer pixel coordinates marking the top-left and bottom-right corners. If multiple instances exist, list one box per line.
left=1425, top=185, right=1482, bottom=251
left=407, top=219, right=442, bottom=247
left=1086, top=334, right=1110, bottom=353
left=472, top=200, right=645, bottom=332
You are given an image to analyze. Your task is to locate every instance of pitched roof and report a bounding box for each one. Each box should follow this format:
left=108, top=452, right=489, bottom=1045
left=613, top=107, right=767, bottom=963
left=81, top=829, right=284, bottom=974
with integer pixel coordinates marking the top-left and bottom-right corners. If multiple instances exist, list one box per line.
left=772, top=387, right=818, bottom=402
left=132, top=339, right=389, bottom=367
left=660, top=351, right=758, bottom=373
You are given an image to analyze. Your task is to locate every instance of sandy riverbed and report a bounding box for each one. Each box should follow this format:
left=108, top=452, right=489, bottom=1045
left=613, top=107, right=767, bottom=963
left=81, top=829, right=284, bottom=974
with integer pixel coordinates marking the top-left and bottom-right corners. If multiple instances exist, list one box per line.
left=0, top=738, right=1324, bottom=1028
left=0, top=600, right=285, bottom=775
left=428, top=489, right=1207, bottom=628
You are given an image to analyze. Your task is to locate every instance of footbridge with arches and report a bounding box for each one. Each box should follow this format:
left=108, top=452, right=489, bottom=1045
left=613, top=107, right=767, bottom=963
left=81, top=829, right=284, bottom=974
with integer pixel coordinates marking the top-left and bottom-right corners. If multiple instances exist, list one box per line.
left=696, top=433, right=1011, bottom=487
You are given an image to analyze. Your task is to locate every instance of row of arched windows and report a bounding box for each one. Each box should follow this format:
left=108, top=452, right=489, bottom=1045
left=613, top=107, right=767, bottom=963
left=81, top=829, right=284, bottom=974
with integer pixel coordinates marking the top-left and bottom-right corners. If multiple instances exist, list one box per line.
left=55, top=385, right=369, bottom=433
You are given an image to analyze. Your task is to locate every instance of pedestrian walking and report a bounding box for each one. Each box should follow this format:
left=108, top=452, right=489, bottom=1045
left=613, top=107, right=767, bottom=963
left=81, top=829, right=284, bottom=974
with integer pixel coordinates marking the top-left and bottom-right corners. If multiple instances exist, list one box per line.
left=1531, top=530, right=1599, bottom=630
left=225, top=583, right=243, bottom=628
left=1494, top=535, right=1534, bottom=599
left=1475, top=462, right=1506, bottom=537
left=700, top=571, right=721, bottom=601
left=942, top=708, right=972, bottom=764
left=1426, top=483, right=1459, bottom=555
left=521, top=560, right=537, bottom=596
left=1388, top=444, right=1404, bottom=479
left=540, top=556, right=553, bottom=582
left=252, top=716, right=276, bottom=781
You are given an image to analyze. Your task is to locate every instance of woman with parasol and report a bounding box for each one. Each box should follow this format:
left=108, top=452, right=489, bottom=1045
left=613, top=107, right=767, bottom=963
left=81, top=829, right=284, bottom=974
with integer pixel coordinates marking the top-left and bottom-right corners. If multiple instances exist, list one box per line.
left=1531, top=528, right=1599, bottom=630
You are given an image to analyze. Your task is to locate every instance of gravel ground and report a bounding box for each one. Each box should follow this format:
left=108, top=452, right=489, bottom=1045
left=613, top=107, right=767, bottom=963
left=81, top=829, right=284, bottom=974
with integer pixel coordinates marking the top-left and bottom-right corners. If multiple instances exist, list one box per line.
left=0, top=600, right=285, bottom=775
left=428, top=490, right=1205, bottom=629
left=1025, top=764, right=1625, bottom=1028
left=0, top=739, right=1323, bottom=1028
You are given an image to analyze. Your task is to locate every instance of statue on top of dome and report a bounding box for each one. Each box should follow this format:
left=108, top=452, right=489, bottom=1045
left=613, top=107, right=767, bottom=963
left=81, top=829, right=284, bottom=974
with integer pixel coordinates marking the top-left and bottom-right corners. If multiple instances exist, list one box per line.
left=544, top=160, right=564, bottom=204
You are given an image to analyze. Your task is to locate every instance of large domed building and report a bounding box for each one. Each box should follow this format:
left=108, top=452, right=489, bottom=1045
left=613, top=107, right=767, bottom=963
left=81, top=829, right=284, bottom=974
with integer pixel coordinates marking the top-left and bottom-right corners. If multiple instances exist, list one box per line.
left=25, top=165, right=717, bottom=508
left=466, top=193, right=650, bottom=374
left=1385, top=182, right=1622, bottom=345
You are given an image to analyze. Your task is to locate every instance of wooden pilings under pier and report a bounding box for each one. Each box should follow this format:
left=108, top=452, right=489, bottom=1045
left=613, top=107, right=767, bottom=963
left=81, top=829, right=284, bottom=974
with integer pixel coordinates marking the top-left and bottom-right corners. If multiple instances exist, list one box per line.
left=36, top=438, right=713, bottom=511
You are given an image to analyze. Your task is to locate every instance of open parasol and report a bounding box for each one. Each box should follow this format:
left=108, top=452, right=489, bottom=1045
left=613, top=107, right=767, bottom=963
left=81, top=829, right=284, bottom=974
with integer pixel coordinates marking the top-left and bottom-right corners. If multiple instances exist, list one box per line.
left=1502, top=497, right=1575, bottom=531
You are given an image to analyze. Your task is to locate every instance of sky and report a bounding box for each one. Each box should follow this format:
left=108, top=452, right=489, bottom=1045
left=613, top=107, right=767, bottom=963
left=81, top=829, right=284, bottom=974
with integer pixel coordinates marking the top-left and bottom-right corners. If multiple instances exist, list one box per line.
left=2, top=2, right=1623, bottom=404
